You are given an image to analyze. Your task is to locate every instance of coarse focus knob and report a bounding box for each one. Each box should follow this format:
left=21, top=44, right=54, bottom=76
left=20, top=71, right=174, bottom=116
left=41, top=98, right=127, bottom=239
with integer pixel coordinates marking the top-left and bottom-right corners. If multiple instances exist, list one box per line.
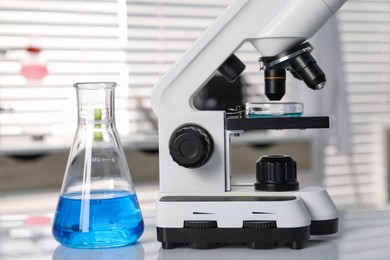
left=255, top=155, right=299, bottom=191
left=169, top=124, right=214, bottom=168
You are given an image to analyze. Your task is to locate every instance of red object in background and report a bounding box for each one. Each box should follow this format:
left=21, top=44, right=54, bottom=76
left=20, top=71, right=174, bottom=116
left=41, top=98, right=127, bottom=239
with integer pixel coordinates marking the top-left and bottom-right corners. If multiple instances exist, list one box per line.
left=25, top=46, right=41, bottom=53
left=24, top=216, right=52, bottom=226
left=20, top=46, right=48, bottom=80
left=20, top=64, right=48, bottom=80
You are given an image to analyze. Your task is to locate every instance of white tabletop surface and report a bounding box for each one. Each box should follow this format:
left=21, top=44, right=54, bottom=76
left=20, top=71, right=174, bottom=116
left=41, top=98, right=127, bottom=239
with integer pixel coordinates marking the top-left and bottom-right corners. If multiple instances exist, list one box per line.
left=1, top=187, right=390, bottom=260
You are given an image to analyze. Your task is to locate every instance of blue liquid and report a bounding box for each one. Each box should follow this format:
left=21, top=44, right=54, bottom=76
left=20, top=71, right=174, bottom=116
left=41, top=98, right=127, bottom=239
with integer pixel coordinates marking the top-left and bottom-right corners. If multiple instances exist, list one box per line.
left=52, top=190, right=144, bottom=249
left=248, top=112, right=303, bottom=118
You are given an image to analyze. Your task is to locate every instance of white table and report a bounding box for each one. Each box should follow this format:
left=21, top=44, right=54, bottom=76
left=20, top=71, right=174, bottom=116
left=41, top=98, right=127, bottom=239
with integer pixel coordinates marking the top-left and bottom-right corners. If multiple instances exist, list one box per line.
left=1, top=188, right=390, bottom=260
left=1, top=210, right=390, bottom=260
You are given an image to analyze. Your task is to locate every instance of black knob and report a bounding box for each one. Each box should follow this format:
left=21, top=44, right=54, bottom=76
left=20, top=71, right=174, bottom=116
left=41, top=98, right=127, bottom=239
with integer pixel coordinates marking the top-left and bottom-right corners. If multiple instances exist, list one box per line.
left=217, top=54, right=245, bottom=82
left=184, top=220, right=217, bottom=228
left=243, top=220, right=277, bottom=229
left=169, top=124, right=214, bottom=168
left=255, top=155, right=299, bottom=191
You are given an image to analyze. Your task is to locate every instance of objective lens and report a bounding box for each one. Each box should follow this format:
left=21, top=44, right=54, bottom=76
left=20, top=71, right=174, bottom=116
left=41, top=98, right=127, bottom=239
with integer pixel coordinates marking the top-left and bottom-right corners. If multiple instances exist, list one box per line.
left=264, top=69, right=286, bottom=101
left=290, top=52, right=326, bottom=90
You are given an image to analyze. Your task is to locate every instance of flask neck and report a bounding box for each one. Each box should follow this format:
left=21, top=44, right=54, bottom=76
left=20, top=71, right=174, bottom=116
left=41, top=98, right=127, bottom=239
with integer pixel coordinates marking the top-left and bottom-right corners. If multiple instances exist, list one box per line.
left=74, top=82, right=117, bottom=124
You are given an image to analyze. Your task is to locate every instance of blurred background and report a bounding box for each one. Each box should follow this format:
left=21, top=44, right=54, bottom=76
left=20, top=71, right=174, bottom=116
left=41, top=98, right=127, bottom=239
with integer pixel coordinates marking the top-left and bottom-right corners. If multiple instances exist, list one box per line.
left=0, top=0, right=390, bottom=214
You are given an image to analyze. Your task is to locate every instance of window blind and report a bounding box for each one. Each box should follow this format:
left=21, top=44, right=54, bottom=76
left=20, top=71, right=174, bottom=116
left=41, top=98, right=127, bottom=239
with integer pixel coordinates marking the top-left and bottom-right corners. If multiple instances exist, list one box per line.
left=324, top=0, right=390, bottom=208
left=0, top=0, right=134, bottom=153
left=1, top=0, right=390, bottom=208
left=0, top=0, right=267, bottom=154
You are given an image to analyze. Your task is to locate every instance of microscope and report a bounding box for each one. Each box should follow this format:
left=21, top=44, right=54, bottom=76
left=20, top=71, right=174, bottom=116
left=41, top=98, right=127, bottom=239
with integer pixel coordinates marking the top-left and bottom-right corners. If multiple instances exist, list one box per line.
left=151, top=0, right=347, bottom=250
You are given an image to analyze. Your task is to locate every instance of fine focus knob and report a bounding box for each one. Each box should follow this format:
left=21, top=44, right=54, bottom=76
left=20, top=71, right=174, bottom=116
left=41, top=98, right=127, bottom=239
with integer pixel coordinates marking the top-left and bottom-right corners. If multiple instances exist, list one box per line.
left=169, top=124, right=214, bottom=168
left=255, top=155, right=299, bottom=191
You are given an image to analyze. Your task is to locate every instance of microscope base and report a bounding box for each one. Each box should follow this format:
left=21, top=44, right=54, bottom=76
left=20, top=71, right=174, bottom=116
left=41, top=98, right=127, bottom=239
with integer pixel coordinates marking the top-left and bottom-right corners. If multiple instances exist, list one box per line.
left=157, top=225, right=310, bottom=249
left=156, top=187, right=339, bottom=249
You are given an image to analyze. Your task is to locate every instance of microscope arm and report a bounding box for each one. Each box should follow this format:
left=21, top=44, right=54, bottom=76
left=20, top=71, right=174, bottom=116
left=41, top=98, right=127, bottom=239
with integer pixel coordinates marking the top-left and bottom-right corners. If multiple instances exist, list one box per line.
left=151, top=0, right=346, bottom=115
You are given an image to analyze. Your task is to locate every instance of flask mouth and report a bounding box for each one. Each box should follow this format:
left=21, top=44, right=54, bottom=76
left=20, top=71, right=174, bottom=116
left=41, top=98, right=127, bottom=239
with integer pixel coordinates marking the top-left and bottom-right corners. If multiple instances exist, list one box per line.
left=74, top=82, right=116, bottom=123
left=74, top=82, right=117, bottom=90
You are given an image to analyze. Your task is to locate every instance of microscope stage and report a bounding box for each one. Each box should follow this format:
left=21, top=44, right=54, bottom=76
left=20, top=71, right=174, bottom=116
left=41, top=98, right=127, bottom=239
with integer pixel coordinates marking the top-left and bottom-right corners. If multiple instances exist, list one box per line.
left=226, top=116, right=329, bottom=131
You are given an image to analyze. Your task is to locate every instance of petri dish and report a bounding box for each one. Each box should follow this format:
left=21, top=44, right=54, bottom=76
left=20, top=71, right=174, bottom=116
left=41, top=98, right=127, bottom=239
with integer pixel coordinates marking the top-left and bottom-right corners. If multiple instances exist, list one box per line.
left=246, top=102, right=304, bottom=118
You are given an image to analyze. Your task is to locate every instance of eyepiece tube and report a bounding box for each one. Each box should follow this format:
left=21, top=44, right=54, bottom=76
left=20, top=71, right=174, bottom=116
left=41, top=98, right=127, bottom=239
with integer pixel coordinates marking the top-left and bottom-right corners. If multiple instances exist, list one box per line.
left=290, top=52, right=326, bottom=90
left=264, top=69, right=286, bottom=101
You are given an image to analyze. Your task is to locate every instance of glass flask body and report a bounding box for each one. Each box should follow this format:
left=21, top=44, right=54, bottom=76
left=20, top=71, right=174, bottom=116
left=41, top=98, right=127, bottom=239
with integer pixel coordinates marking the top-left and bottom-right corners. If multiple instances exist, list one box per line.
left=52, top=82, right=143, bottom=249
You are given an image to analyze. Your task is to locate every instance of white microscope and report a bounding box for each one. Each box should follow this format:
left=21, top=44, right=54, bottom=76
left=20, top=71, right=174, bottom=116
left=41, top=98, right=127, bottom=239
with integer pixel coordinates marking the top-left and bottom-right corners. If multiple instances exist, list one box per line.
left=151, top=0, right=347, bottom=250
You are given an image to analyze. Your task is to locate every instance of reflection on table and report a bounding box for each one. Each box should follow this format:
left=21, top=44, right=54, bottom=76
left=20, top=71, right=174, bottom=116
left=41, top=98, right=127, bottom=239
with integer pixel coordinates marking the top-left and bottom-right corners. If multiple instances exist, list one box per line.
left=158, top=240, right=338, bottom=260
left=53, top=243, right=144, bottom=260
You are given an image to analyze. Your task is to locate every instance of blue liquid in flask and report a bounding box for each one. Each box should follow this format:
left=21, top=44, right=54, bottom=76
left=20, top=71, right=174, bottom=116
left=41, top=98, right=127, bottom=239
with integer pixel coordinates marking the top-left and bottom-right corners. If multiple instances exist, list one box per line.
left=52, top=190, right=144, bottom=249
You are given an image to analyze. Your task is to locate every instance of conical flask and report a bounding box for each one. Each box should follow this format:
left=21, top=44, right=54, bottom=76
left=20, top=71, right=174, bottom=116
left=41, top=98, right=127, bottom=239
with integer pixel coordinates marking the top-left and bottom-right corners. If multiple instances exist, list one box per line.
left=52, top=82, right=144, bottom=249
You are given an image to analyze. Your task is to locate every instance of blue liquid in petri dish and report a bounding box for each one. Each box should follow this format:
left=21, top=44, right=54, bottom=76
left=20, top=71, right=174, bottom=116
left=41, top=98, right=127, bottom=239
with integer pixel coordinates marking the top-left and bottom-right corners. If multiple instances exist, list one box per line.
left=52, top=190, right=144, bottom=249
left=248, top=112, right=303, bottom=118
